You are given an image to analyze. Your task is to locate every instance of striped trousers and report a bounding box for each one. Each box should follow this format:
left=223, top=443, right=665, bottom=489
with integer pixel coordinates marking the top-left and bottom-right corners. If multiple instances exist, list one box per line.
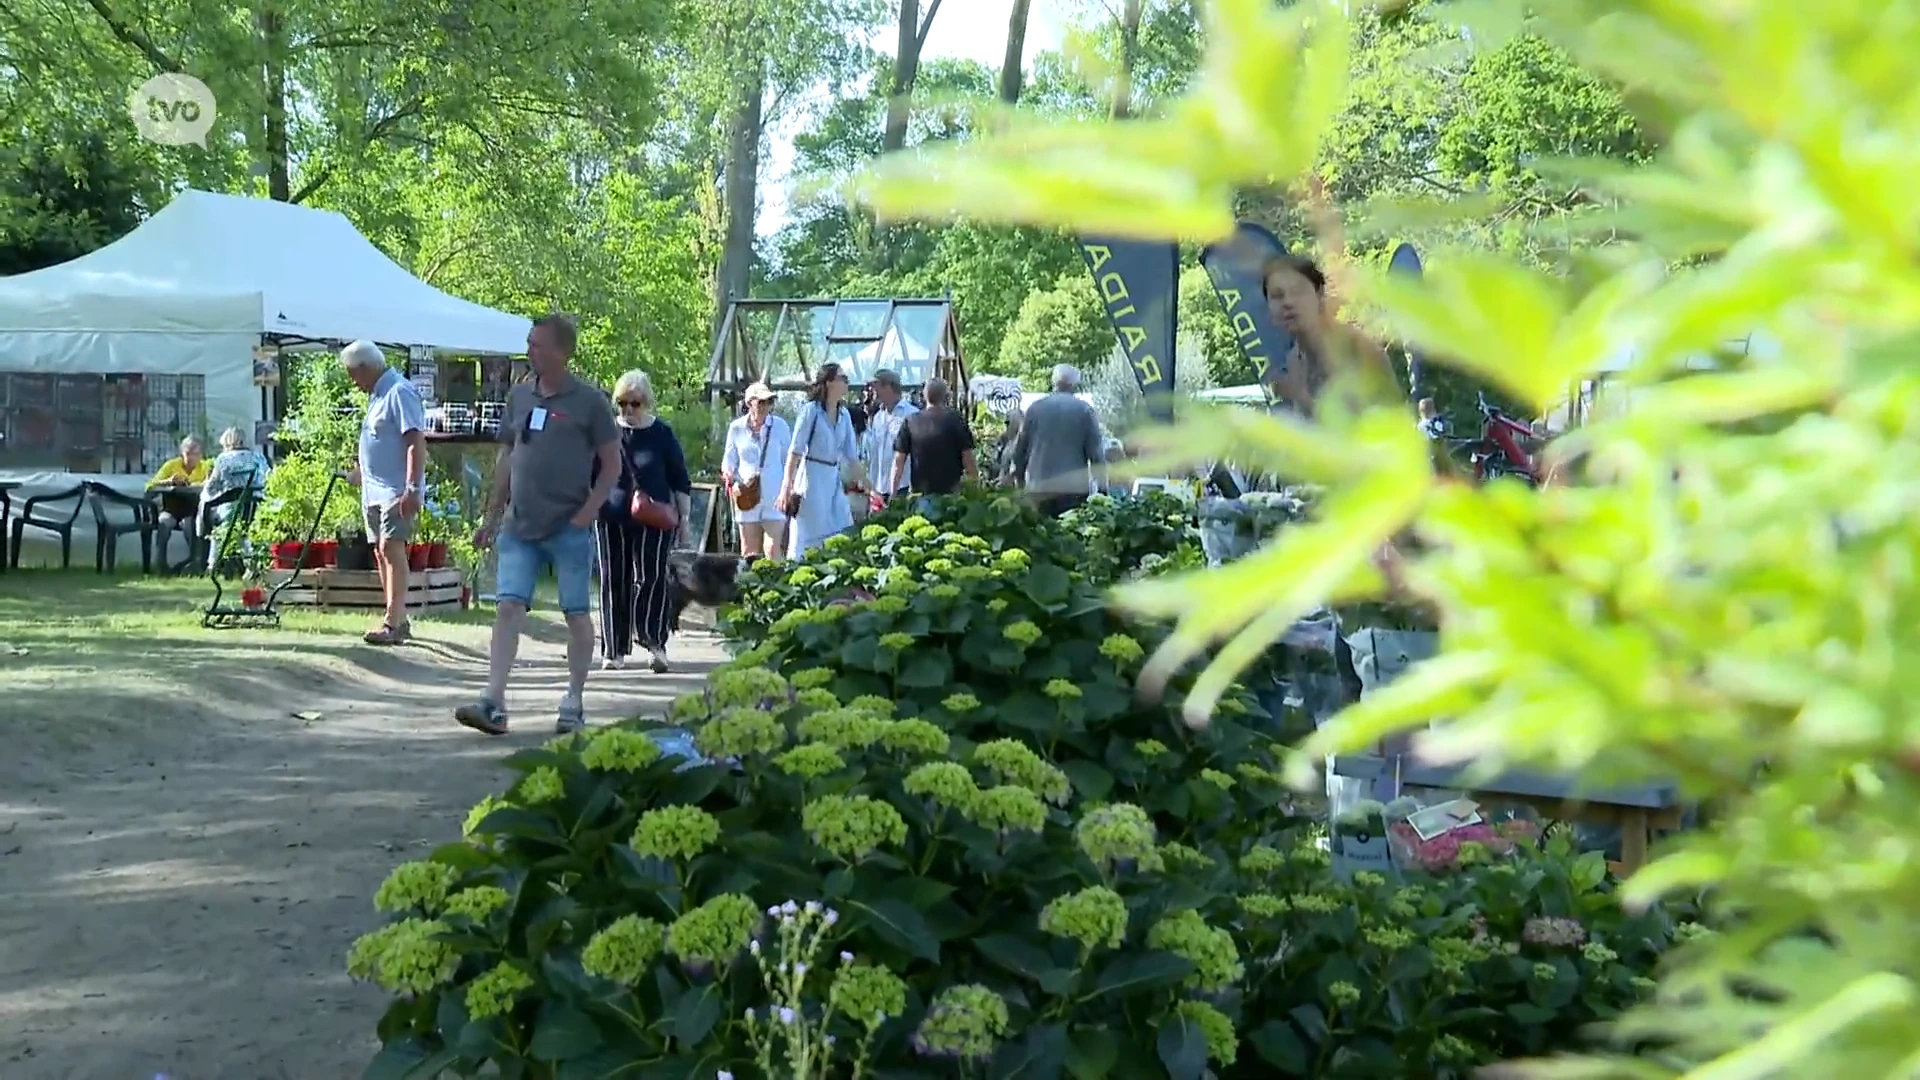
left=594, top=515, right=674, bottom=658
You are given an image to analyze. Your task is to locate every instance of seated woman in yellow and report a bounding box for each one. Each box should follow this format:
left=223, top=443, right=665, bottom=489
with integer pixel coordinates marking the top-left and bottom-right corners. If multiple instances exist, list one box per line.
left=147, top=436, right=210, bottom=572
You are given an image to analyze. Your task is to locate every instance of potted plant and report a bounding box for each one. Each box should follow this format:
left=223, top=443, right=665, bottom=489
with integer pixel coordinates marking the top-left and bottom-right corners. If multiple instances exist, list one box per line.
left=1330, top=799, right=1399, bottom=882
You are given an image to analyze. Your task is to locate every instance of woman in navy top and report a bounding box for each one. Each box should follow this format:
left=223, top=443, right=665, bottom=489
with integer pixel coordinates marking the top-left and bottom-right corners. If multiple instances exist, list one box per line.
left=598, top=370, right=692, bottom=673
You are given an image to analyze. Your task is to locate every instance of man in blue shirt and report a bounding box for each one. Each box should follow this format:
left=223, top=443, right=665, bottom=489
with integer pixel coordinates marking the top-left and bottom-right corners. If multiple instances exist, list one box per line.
left=342, top=339, right=428, bottom=645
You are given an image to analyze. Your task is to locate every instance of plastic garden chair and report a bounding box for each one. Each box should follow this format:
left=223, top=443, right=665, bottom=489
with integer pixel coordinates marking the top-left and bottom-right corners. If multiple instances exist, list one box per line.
left=85, top=481, right=159, bottom=574
left=8, top=482, right=87, bottom=570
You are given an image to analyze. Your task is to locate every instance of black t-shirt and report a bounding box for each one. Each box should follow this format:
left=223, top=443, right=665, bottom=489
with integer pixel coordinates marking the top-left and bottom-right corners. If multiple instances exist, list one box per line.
left=894, top=407, right=975, bottom=495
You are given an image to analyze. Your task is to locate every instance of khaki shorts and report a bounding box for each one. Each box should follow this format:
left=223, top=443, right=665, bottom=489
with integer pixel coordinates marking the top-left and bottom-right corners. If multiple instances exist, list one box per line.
left=364, top=502, right=414, bottom=545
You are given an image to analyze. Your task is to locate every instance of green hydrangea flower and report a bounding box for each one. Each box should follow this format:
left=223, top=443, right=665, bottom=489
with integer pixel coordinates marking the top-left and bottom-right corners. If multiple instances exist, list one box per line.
left=966, top=785, right=1047, bottom=833
left=631, top=805, right=722, bottom=862
left=974, top=739, right=1072, bottom=804
left=462, top=794, right=509, bottom=839
left=924, top=557, right=956, bottom=574
left=930, top=583, right=962, bottom=599
left=669, top=691, right=713, bottom=725
left=1239, top=844, right=1284, bottom=875
left=1001, top=620, right=1042, bottom=646
left=1135, top=739, right=1169, bottom=759
left=694, top=707, right=789, bottom=758
left=803, top=795, right=908, bottom=861
left=790, top=668, right=836, bottom=690
left=896, top=514, right=933, bottom=533
left=797, top=707, right=889, bottom=750
left=829, top=963, right=909, bottom=1032
left=519, top=766, right=564, bottom=805
left=878, top=632, right=915, bottom=651
left=1039, top=885, right=1128, bottom=952
left=987, top=598, right=1009, bottom=613
left=1043, top=678, right=1082, bottom=700
left=374, top=860, right=458, bottom=914
left=443, top=885, right=510, bottom=923
left=795, top=687, right=841, bottom=711
left=826, top=533, right=853, bottom=550
left=711, top=667, right=791, bottom=709
left=788, top=566, right=821, bottom=586
left=1174, top=1000, right=1237, bottom=1066
left=1098, top=633, right=1146, bottom=664
left=773, top=743, right=847, bottom=779
left=879, top=718, right=949, bottom=756
left=1238, top=892, right=1289, bottom=918
left=996, top=548, right=1031, bottom=571
left=463, top=962, right=534, bottom=1020
left=912, top=524, right=938, bottom=541
left=579, top=727, right=665, bottom=773
left=1531, top=962, right=1559, bottom=982
left=1363, top=925, right=1415, bottom=951
left=1289, top=891, right=1341, bottom=914
left=1630, top=975, right=1658, bottom=994
left=1675, top=922, right=1716, bottom=943
left=861, top=523, right=889, bottom=541
left=1159, top=842, right=1214, bottom=869
left=904, top=761, right=979, bottom=810
left=853, top=566, right=880, bottom=583
left=1352, top=871, right=1387, bottom=889
left=1582, top=942, right=1619, bottom=964
left=1146, top=910, right=1243, bottom=990
left=1429, top=936, right=1485, bottom=977
left=942, top=692, right=981, bottom=713
left=346, top=919, right=457, bottom=994
left=666, top=893, right=761, bottom=966
left=874, top=595, right=910, bottom=614
left=913, top=985, right=1008, bottom=1061
left=1434, top=1034, right=1476, bottom=1063
left=1075, top=803, right=1159, bottom=868
left=1328, top=980, right=1362, bottom=1007
left=581, top=914, right=665, bottom=985
left=1235, top=762, right=1277, bottom=784
left=952, top=564, right=992, bottom=582
left=1198, top=768, right=1234, bottom=790
left=848, top=694, right=895, bottom=717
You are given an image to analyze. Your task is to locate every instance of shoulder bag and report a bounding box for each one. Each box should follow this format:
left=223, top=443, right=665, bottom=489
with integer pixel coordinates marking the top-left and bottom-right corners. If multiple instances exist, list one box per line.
left=778, top=407, right=822, bottom=518
left=623, top=432, right=680, bottom=532
left=733, top=419, right=770, bottom=513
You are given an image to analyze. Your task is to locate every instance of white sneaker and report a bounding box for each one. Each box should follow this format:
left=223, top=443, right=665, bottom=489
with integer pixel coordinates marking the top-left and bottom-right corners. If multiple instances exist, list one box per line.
left=601, top=656, right=625, bottom=670
left=556, top=695, right=587, bottom=734
left=648, top=648, right=670, bottom=674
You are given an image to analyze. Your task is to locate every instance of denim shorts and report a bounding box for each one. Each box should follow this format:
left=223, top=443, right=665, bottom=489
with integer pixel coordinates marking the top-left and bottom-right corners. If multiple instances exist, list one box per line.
left=495, top=525, right=594, bottom=615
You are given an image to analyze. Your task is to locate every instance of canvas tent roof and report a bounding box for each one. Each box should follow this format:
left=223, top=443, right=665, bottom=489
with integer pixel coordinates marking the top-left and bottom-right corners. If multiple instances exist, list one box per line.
left=0, top=189, right=530, bottom=355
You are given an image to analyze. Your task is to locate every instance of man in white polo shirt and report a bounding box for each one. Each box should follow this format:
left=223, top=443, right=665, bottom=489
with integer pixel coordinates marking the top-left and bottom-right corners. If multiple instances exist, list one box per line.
left=341, top=339, right=427, bottom=645
left=862, top=368, right=919, bottom=504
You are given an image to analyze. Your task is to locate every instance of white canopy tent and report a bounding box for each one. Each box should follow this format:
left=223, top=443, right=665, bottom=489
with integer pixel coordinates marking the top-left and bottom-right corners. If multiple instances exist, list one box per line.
left=0, top=189, right=530, bottom=566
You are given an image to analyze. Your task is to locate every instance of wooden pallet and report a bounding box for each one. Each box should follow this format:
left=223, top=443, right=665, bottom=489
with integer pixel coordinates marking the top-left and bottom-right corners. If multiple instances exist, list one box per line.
left=266, top=567, right=466, bottom=614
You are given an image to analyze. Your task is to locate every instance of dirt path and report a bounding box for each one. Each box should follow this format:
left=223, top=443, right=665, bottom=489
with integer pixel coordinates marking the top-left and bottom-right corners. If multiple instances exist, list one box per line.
left=0, top=614, right=725, bottom=1080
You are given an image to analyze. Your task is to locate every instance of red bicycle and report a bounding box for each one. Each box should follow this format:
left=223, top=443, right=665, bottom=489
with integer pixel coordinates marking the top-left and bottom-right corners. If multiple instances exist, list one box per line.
left=1428, top=394, right=1542, bottom=485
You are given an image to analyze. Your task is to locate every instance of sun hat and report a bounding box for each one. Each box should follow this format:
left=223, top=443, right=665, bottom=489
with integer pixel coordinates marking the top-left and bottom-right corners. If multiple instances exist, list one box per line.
left=744, top=381, right=777, bottom=401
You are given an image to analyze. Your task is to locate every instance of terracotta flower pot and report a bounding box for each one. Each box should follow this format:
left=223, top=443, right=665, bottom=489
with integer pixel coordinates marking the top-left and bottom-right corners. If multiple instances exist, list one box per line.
left=270, top=542, right=301, bottom=570
left=240, top=586, right=267, bottom=608
left=313, top=540, right=337, bottom=568
left=427, top=542, right=450, bottom=569
left=407, top=544, right=430, bottom=571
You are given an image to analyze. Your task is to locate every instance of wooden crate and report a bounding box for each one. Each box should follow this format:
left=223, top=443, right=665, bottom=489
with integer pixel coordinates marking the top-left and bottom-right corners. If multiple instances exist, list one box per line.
left=266, top=567, right=466, bottom=614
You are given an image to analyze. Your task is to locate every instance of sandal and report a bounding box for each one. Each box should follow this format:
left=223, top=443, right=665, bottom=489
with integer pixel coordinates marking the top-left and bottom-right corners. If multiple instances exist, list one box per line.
left=363, top=621, right=412, bottom=646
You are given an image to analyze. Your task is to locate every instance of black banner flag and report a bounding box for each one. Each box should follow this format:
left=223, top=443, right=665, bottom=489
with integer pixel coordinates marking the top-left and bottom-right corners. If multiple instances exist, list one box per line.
left=1199, top=221, right=1293, bottom=394
left=1078, top=237, right=1179, bottom=422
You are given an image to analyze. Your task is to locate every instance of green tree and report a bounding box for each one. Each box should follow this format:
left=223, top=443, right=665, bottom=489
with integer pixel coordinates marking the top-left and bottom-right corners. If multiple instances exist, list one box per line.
left=0, top=133, right=146, bottom=275
left=997, top=272, right=1112, bottom=388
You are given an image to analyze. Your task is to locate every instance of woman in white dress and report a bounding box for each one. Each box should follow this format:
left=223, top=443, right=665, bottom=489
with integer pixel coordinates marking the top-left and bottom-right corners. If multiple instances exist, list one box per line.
left=776, top=362, right=858, bottom=557
left=721, top=381, right=793, bottom=559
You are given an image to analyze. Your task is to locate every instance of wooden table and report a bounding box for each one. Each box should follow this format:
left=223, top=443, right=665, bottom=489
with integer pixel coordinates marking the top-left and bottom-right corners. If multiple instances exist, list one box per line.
left=146, top=484, right=204, bottom=573
left=1333, top=754, right=1686, bottom=875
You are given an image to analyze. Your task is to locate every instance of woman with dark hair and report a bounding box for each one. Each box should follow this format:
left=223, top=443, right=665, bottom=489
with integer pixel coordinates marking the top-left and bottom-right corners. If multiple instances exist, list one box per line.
left=1261, top=252, right=1400, bottom=417
left=775, top=361, right=859, bottom=555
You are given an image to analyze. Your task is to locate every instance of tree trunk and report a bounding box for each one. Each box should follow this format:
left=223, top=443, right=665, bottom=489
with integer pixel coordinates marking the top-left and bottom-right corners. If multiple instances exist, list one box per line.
left=715, top=65, right=765, bottom=332
left=998, top=0, right=1032, bottom=104
left=881, top=0, right=943, bottom=153
left=1112, top=0, right=1145, bottom=120
left=259, top=1, right=291, bottom=200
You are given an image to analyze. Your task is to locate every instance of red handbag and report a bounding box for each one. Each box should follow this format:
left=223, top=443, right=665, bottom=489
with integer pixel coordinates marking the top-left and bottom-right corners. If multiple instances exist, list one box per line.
left=630, top=489, right=679, bottom=532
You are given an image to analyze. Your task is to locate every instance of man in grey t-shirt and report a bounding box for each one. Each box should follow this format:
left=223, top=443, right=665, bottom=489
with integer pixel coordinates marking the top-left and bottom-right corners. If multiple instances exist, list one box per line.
left=1008, top=364, right=1105, bottom=517
left=342, top=340, right=427, bottom=646
left=456, top=314, right=619, bottom=737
